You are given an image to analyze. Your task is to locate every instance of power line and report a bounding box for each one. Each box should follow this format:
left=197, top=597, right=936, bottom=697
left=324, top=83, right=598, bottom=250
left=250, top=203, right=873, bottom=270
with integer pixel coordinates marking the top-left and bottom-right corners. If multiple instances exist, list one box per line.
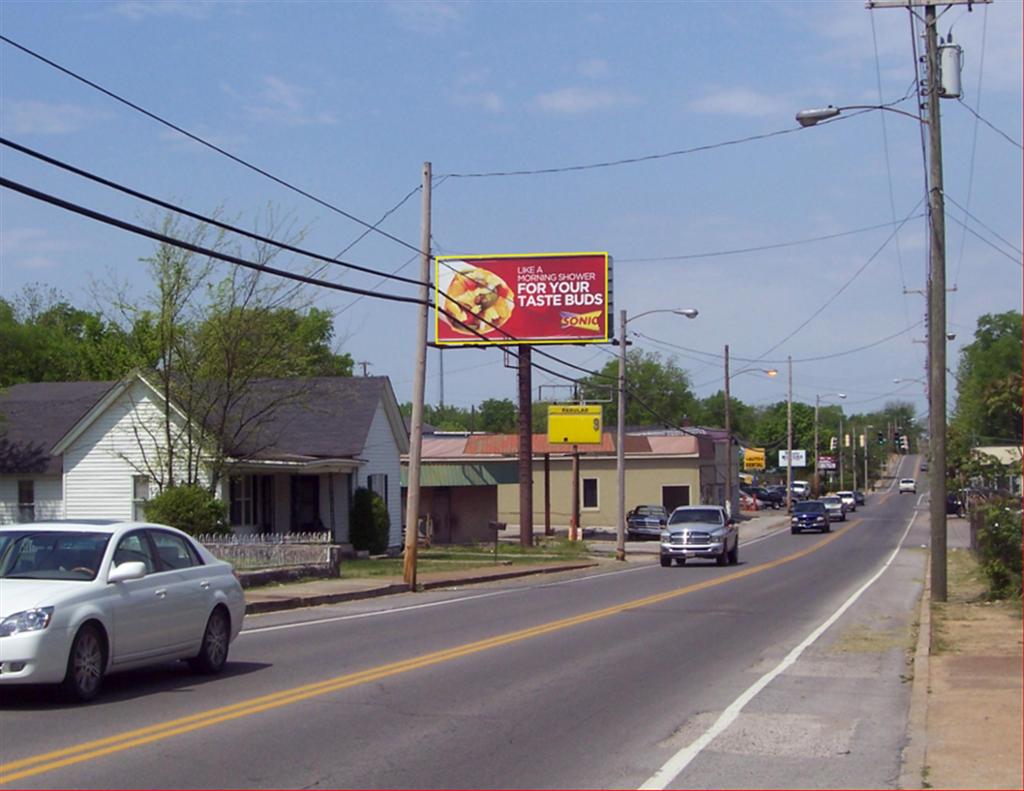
left=945, top=193, right=1022, bottom=256
left=615, top=217, right=924, bottom=263
left=0, top=137, right=431, bottom=289
left=0, top=34, right=424, bottom=257
left=441, top=126, right=808, bottom=179
left=944, top=213, right=1024, bottom=267
left=956, top=98, right=1023, bottom=150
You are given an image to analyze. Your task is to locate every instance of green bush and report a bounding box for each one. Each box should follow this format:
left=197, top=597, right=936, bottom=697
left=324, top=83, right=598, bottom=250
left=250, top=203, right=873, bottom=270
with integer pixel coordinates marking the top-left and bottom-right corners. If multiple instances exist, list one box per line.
left=974, top=497, right=1022, bottom=599
left=144, top=484, right=229, bottom=536
left=350, top=487, right=390, bottom=554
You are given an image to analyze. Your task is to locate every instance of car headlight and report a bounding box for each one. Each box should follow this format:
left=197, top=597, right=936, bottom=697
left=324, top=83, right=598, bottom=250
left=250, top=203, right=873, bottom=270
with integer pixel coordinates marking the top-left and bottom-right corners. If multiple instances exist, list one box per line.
left=660, top=531, right=670, bottom=541
left=0, top=607, right=54, bottom=637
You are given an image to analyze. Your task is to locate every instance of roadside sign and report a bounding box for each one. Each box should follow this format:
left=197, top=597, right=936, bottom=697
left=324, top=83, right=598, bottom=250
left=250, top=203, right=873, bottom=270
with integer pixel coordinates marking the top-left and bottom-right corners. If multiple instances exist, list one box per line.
left=547, top=404, right=603, bottom=444
left=778, top=449, right=807, bottom=467
left=743, top=447, right=766, bottom=470
left=818, top=454, right=837, bottom=471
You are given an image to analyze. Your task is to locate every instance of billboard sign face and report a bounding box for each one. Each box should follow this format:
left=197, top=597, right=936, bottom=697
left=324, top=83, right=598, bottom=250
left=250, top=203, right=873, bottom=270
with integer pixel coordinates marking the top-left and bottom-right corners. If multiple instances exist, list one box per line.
left=818, top=454, right=837, bottom=471
left=743, top=447, right=766, bottom=471
left=778, top=449, right=807, bottom=467
left=547, top=405, right=603, bottom=444
left=435, top=253, right=611, bottom=345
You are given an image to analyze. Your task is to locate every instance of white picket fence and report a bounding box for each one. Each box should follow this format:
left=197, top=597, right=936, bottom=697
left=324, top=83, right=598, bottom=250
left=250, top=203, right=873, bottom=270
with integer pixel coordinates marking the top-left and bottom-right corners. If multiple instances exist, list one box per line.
left=198, top=531, right=333, bottom=570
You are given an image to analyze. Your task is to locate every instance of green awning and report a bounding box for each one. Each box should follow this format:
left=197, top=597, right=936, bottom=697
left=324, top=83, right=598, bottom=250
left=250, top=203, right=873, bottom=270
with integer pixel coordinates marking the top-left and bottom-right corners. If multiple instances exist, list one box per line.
left=401, top=461, right=518, bottom=487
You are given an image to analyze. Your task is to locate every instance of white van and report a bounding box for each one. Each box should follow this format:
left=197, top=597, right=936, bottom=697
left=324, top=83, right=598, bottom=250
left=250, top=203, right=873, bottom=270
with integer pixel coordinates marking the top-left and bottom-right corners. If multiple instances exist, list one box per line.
left=791, top=480, right=810, bottom=499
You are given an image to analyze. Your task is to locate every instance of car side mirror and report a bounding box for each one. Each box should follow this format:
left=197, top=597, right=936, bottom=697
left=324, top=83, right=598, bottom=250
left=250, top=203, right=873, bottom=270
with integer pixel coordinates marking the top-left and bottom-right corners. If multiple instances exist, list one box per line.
left=108, top=561, right=146, bottom=583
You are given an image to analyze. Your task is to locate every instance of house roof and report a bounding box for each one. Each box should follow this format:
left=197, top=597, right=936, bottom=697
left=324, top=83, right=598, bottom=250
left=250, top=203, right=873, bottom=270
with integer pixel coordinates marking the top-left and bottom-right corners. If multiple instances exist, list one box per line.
left=0, top=382, right=116, bottom=475
left=3, top=376, right=408, bottom=474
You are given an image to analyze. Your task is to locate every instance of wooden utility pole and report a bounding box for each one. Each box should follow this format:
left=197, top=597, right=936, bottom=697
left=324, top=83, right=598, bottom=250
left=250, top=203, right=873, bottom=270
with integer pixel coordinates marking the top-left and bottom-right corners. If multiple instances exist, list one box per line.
left=723, top=344, right=732, bottom=516
left=402, top=162, right=431, bottom=589
left=517, top=347, right=533, bottom=547
left=786, top=356, right=793, bottom=512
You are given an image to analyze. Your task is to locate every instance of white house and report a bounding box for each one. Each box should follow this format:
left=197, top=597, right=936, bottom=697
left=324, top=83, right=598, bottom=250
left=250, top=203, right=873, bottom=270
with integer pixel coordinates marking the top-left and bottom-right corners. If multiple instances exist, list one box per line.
left=0, top=374, right=408, bottom=547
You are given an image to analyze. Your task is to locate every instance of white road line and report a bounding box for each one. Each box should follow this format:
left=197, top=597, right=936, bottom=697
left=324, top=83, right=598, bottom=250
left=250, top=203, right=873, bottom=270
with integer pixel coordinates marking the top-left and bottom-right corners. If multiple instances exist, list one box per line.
left=242, top=526, right=791, bottom=636
left=638, top=510, right=919, bottom=790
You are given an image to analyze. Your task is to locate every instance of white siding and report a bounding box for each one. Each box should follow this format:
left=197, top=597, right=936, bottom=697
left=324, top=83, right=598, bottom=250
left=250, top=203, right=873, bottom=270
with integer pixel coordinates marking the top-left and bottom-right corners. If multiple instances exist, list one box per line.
left=356, top=401, right=403, bottom=547
left=0, top=476, right=63, bottom=524
left=63, top=380, right=202, bottom=520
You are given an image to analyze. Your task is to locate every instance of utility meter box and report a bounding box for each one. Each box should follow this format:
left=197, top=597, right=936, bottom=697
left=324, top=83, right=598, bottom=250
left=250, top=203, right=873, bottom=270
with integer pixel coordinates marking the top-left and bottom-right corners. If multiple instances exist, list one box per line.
left=547, top=405, right=603, bottom=444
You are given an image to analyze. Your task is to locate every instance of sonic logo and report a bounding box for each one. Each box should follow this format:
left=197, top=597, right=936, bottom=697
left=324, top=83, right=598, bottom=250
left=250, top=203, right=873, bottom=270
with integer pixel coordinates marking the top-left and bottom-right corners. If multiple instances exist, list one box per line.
left=559, top=310, right=602, bottom=332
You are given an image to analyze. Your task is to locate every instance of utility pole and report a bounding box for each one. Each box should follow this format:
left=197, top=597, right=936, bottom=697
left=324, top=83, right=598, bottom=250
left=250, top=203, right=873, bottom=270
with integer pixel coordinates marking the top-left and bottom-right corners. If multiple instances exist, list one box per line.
left=402, top=162, right=431, bottom=589
left=813, top=395, right=820, bottom=498
left=838, top=414, right=844, bottom=489
left=615, top=309, right=628, bottom=560
left=357, top=361, right=372, bottom=377
left=786, top=356, right=793, bottom=512
left=517, top=347, right=533, bottom=547
left=852, top=426, right=858, bottom=491
left=724, top=344, right=732, bottom=516
left=438, top=348, right=444, bottom=409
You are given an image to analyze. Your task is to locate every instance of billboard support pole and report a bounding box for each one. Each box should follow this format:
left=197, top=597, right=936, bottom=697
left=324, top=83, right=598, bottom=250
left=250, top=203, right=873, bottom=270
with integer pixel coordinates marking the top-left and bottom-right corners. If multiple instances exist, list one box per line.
left=403, top=162, right=431, bottom=589
left=518, top=347, right=533, bottom=547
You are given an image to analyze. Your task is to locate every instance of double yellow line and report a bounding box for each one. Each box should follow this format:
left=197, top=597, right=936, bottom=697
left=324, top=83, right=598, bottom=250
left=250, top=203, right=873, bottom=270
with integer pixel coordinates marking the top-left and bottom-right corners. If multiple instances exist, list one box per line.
left=1, top=521, right=856, bottom=785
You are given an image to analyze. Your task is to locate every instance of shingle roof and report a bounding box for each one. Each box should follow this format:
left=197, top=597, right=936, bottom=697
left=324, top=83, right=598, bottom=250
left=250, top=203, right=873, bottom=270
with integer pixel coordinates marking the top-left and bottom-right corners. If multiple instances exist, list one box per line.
left=0, top=382, right=116, bottom=475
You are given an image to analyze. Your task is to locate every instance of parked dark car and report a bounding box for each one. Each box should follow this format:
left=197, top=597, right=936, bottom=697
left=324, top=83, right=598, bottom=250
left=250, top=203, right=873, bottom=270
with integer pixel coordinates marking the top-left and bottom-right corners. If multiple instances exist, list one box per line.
left=626, top=504, right=669, bottom=540
left=741, top=486, right=784, bottom=509
left=946, top=493, right=965, bottom=517
left=853, top=490, right=866, bottom=506
left=790, top=500, right=830, bottom=534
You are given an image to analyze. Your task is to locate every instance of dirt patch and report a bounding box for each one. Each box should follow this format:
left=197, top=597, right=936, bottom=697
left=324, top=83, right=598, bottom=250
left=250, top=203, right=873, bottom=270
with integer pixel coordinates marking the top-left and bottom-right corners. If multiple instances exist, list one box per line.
left=925, top=549, right=1023, bottom=790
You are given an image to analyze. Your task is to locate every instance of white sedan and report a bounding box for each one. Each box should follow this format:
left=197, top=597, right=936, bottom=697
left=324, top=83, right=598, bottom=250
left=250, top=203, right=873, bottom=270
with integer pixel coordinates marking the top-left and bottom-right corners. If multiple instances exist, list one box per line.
left=0, top=521, right=246, bottom=702
left=899, top=478, right=917, bottom=494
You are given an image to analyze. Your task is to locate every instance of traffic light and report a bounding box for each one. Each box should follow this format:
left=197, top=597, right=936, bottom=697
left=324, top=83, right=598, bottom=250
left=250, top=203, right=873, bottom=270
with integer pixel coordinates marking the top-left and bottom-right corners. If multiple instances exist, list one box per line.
left=829, top=436, right=838, bottom=451
left=877, top=432, right=885, bottom=445
left=901, top=435, right=910, bottom=452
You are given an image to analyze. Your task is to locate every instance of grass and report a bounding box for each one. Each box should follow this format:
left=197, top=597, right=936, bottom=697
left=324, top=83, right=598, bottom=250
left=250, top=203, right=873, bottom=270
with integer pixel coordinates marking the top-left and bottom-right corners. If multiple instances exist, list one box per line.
left=339, top=537, right=593, bottom=579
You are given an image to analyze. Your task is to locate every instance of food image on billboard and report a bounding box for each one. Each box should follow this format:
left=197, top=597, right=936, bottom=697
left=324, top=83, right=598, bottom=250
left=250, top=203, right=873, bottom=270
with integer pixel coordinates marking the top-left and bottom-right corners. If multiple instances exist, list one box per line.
left=435, top=252, right=610, bottom=345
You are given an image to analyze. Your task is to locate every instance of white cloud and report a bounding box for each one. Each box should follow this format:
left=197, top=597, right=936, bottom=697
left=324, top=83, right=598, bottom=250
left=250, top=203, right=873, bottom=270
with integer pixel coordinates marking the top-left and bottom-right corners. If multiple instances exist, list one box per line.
left=230, top=76, right=338, bottom=126
left=0, top=228, right=82, bottom=272
left=532, top=87, right=639, bottom=115
left=112, top=0, right=213, bottom=20
left=4, top=100, right=102, bottom=134
left=688, top=87, right=792, bottom=118
left=453, top=91, right=504, bottom=114
left=578, top=58, right=610, bottom=79
left=387, top=1, right=463, bottom=35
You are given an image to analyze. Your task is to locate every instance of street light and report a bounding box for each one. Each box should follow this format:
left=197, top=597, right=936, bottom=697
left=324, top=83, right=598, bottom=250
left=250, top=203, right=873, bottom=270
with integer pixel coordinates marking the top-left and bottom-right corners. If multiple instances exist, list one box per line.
left=723, top=346, right=777, bottom=516
left=814, top=392, right=846, bottom=497
left=795, top=0, right=963, bottom=601
left=616, top=307, right=698, bottom=561
left=795, top=104, right=924, bottom=127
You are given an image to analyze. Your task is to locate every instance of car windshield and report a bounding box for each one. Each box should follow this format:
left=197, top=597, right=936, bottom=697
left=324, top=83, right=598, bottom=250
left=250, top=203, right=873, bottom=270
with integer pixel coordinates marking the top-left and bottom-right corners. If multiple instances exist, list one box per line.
left=794, top=502, right=825, bottom=513
left=0, top=531, right=110, bottom=581
left=668, top=509, right=723, bottom=526
left=634, top=506, right=666, bottom=517
left=822, top=497, right=841, bottom=505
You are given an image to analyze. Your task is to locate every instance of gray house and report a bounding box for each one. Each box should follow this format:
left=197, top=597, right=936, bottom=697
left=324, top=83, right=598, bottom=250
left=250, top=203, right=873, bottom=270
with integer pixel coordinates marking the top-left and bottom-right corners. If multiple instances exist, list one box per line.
left=0, top=375, right=408, bottom=546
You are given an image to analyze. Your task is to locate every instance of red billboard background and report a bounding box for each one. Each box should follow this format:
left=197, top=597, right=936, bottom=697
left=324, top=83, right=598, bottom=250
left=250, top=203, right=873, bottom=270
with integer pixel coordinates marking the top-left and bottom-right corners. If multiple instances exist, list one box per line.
left=434, top=253, right=610, bottom=345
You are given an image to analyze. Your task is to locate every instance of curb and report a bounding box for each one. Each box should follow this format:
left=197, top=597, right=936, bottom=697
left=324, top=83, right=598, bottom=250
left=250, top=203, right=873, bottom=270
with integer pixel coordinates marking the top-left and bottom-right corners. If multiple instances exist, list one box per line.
left=899, top=553, right=933, bottom=790
left=245, top=561, right=600, bottom=615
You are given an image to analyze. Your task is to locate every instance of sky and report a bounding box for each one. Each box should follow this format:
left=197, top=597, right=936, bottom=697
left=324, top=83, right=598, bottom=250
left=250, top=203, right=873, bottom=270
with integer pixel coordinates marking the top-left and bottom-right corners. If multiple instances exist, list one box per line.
left=1, top=0, right=1021, bottom=429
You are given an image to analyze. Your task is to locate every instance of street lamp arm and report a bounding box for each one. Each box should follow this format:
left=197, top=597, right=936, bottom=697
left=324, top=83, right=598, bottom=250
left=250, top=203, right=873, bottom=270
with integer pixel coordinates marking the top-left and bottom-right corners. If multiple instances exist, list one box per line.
left=796, top=104, right=924, bottom=127
left=624, top=307, right=699, bottom=326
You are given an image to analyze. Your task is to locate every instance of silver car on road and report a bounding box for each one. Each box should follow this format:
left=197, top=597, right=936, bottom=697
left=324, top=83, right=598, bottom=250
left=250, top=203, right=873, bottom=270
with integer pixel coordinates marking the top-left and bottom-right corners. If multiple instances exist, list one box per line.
left=659, top=506, right=738, bottom=567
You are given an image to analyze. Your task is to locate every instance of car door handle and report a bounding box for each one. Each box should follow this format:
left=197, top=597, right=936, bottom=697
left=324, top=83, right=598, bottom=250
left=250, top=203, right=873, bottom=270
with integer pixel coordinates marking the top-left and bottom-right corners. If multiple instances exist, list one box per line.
left=155, top=588, right=167, bottom=598
left=200, top=581, right=210, bottom=590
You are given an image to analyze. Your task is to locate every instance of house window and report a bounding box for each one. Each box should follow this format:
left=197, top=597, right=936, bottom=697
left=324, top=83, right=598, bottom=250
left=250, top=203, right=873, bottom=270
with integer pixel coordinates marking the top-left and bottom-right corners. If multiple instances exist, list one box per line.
left=17, top=480, right=34, bottom=523
left=582, top=477, right=599, bottom=509
left=229, top=475, right=255, bottom=526
left=133, top=475, right=150, bottom=521
left=368, top=473, right=388, bottom=504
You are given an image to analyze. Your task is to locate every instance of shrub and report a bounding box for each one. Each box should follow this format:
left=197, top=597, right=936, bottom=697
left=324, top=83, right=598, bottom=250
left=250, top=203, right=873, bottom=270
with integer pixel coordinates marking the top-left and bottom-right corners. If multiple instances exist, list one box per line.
left=974, top=497, right=1022, bottom=599
left=144, top=484, right=229, bottom=536
left=350, top=487, right=390, bottom=555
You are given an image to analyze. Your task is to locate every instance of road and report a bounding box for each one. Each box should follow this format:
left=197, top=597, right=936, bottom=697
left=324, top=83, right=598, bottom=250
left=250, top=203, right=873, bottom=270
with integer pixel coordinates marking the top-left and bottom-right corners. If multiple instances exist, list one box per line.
left=1, top=456, right=929, bottom=789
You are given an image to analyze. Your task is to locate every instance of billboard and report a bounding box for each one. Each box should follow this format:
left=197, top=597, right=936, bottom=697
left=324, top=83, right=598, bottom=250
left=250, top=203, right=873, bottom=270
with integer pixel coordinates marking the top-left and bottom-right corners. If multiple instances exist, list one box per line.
left=435, top=252, right=611, bottom=345
left=547, top=405, right=603, bottom=444
left=818, top=454, right=837, bottom=471
left=778, top=449, right=807, bottom=467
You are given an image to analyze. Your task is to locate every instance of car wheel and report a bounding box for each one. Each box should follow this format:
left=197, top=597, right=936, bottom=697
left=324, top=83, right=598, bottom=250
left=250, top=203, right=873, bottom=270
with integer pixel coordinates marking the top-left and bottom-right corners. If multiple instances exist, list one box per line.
left=660, top=555, right=672, bottom=568
left=728, top=540, right=739, bottom=565
left=189, top=607, right=231, bottom=674
left=60, top=623, right=105, bottom=703
left=716, top=545, right=728, bottom=566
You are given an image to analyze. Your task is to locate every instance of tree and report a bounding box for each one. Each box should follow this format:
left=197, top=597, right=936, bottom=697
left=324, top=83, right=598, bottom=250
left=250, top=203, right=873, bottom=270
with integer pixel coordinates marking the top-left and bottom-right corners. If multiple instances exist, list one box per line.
left=580, top=350, right=696, bottom=428
left=953, top=311, right=1023, bottom=444
left=477, top=398, right=517, bottom=433
left=108, top=209, right=353, bottom=494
